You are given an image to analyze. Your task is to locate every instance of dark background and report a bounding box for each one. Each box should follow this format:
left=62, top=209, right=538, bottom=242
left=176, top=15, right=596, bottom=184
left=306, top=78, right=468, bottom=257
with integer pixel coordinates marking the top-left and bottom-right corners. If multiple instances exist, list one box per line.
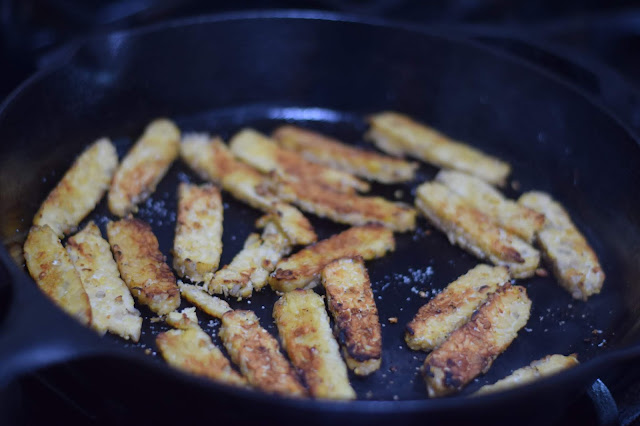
left=1, top=1, right=640, bottom=425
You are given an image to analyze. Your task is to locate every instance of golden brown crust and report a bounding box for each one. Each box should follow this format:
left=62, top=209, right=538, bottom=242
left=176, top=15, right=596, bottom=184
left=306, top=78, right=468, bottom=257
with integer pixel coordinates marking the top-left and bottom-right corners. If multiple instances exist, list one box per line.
left=423, top=285, right=531, bottom=397
left=276, top=176, right=416, bottom=232
left=230, top=128, right=370, bottom=193
left=265, top=202, right=317, bottom=246
left=67, top=222, right=142, bottom=341
left=109, top=119, right=180, bottom=216
left=107, top=218, right=180, bottom=315
left=272, top=125, right=418, bottom=184
left=219, top=310, right=307, bottom=396
left=273, top=290, right=356, bottom=400
left=269, top=224, right=395, bottom=292
left=321, top=256, right=382, bottom=376
left=436, top=170, right=545, bottom=242
left=415, top=182, right=540, bottom=278
left=33, top=138, right=118, bottom=236
left=156, top=327, right=246, bottom=387
left=405, top=265, right=509, bottom=351
left=366, top=111, right=511, bottom=185
left=172, top=183, right=223, bottom=283
left=519, top=191, right=604, bottom=300
left=178, top=282, right=232, bottom=318
left=23, top=225, right=92, bottom=325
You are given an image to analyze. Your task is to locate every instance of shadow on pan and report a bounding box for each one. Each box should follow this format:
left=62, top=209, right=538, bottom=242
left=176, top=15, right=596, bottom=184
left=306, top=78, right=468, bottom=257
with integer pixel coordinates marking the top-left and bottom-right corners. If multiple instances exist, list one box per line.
left=0, top=11, right=639, bottom=425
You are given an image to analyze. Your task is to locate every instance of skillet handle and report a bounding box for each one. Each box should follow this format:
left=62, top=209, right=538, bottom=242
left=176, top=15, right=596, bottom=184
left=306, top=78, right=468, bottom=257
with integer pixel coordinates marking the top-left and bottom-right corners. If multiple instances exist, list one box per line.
left=0, top=256, right=114, bottom=388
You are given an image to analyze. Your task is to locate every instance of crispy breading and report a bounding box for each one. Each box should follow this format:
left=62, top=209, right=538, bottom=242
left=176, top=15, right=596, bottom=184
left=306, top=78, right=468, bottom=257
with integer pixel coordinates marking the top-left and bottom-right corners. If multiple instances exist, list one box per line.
left=178, top=282, right=232, bottom=318
left=321, top=257, right=382, bottom=376
left=405, top=265, right=509, bottom=352
left=519, top=191, right=604, bottom=300
left=259, top=202, right=317, bottom=246
left=172, top=183, right=223, bottom=283
left=33, top=138, right=118, bottom=236
left=423, top=285, right=531, bottom=397
left=273, top=290, right=356, bottom=400
left=208, top=218, right=291, bottom=299
left=436, top=170, right=544, bottom=242
left=23, top=225, right=91, bottom=325
left=156, top=327, right=246, bottom=387
left=165, top=307, right=199, bottom=329
left=109, top=119, right=180, bottom=216
left=366, top=112, right=511, bottom=185
left=269, top=224, right=395, bottom=292
left=275, top=176, right=416, bottom=232
left=67, top=222, right=142, bottom=341
left=475, top=354, right=579, bottom=396
left=273, top=125, right=418, bottom=184
left=219, top=310, right=307, bottom=396
left=415, top=182, right=540, bottom=278
left=107, top=218, right=180, bottom=315
left=180, top=134, right=316, bottom=243
left=230, top=128, right=370, bottom=193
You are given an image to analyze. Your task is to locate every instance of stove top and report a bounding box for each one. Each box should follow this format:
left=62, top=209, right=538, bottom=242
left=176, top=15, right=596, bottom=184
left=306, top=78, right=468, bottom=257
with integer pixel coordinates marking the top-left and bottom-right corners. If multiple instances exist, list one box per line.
left=1, top=1, right=639, bottom=425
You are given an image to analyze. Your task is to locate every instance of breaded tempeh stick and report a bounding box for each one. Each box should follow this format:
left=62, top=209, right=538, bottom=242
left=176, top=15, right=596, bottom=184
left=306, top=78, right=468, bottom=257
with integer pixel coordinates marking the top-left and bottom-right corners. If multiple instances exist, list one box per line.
left=178, top=283, right=306, bottom=396
left=261, top=202, right=317, bottom=246
left=272, top=125, right=418, bottom=184
left=321, top=257, right=382, bottom=376
left=475, top=354, right=579, bottom=396
left=67, top=222, right=142, bottom=341
left=24, top=225, right=92, bottom=325
left=366, top=112, right=510, bottom=185
left=180, top=134, right=316, bottom=244
left=273, top=290, right=356, bottom=400
left=519, top=191, right=604, bottom=300
left=415, top=182, right=540, bottom=278
left=165, top=306, right=199, bottom=329
left=208, top=218, right=291, bottom=299
left=436, top=170, right=544, bottom=242
left=172, top=183, right=223, bottom=283
left=405, top=265, right=509, bottom=352
left=107, top=218, right=180, bottom=315
left=156, top=314, right=246, bottom=387
left=269, top=224, right=395, bottom=292
left=109, top=119, right=180, bottom=216
left=230, top=128, right=370, bottom=193
left=275, top=176, right=416, bottom=232
left=33, top=138, right=118, bottom=236
left=423, top=284, right=531, bottom=397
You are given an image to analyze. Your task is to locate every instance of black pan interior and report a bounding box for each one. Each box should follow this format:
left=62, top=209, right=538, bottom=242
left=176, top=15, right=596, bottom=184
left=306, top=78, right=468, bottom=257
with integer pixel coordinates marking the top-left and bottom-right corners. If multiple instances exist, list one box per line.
left=0, top=15, right=639, bottom=402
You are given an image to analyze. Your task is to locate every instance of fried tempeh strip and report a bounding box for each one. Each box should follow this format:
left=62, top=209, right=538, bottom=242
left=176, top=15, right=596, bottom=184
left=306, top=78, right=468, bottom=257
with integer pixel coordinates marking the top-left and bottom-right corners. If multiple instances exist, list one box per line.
left=436, top=170, right=544, bottom=242
left=321, top=257, right=382, bottom=376
left=269, top=224, right=395, bottom=292
left=475, top=354, right=579, bottom=396
left=405, top=265, right=509, bottom=352
left=272, top=125, right=418, bottom=184
left=109, top=119, right=180, bottom=216
left=67, top=222, right=142, bottom=341
left=180, top=134, right=316, bottom=245
left=275, top=176, right=416, bottom=232
left=366, top=111, right=511, bottom=185
left=262, top=202, right=317, bottom=246
left=172, top=183, right=223, bottom=283
left=423, top=284, right=531, bottom=397
left=273, top=290, right=356, bottom=400
left=33, top=138, right=118, bottom=237
left=208, top=217, right=291, bottom=299
left=230, top=128, right=370, bottom=193
left=23, top=225, right=91, bottom=325
left=519, top=191, right=604, bottom=300
left=178, top=283, right=307, bottom=396
left=156, top=313, right=246, bottom=387
left=107, top=218, right=180, bottom=315
left=415, top=182, right=540, bottom=278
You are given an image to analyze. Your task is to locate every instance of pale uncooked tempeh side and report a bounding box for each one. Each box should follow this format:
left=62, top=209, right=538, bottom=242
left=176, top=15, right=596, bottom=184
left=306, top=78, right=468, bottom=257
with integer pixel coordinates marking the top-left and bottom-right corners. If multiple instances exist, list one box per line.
left=67, top=222, right=142, bottom=341
left=33, top=138, right=118, bottom=236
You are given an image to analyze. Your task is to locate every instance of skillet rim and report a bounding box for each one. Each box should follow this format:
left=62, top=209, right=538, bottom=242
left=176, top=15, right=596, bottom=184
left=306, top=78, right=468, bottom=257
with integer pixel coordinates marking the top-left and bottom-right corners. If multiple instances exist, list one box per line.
left=1, top=8, right=639, bottom=412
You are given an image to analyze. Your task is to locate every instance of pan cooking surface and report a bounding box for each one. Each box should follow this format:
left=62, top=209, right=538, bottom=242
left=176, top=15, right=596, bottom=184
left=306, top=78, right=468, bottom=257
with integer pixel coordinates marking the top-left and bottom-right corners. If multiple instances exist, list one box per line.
left=60, top=104, right=624, bottom=401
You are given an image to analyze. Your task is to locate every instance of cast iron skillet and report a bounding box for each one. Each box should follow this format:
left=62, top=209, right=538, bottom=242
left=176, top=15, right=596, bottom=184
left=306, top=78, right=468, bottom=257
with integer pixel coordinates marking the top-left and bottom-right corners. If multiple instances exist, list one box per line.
left=1, top=10, right=640, bottom=425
